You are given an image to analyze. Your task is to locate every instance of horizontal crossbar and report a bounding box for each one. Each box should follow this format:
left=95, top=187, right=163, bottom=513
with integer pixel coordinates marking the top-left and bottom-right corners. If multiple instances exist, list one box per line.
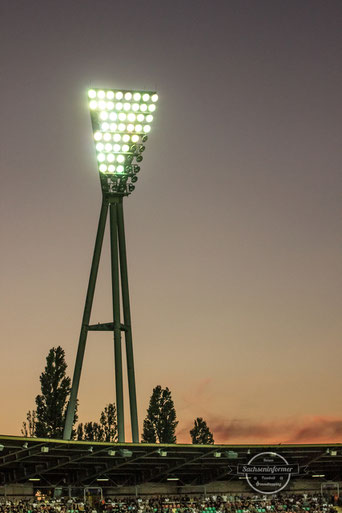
left=86, top=322, right=127, bottom=332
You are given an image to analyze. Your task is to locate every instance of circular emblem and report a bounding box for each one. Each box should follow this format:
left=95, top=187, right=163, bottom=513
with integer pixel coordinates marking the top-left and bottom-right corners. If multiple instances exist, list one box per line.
left=244, top=451, right=293, bottom=494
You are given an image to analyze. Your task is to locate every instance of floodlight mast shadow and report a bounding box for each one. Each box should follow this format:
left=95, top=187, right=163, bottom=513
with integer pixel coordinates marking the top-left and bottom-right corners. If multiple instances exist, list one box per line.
left=63, top=88, right=158, bottom=443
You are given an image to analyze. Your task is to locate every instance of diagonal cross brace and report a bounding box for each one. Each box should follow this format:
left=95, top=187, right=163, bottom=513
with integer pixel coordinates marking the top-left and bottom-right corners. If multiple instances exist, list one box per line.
left=12, top=447, right=109, bottom=483
left=140, top=448, right=219, bottom=484
left=0, top=444, right=47, bottom=469
left=82, top=449, right=157, bottom=485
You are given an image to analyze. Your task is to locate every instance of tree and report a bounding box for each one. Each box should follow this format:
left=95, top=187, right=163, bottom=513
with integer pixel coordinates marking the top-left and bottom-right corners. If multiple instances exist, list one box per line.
left=190, top=417, right=214, bottom=444
left=76, top=423, right=84, bottom=441
left=76, top=403, right=117, bottom=442
left=100, top=403, right=118, bottom=442
left=142, top=385, right=178, bottom=443
left=21, top=410, right=37, bottom=437
left=34, top=346, right=72, bottom=438
left=83, top=422, right=104, bottom=441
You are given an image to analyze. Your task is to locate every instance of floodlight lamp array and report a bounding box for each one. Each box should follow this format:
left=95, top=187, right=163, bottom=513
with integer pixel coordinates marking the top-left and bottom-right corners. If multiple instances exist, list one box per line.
left=88, top=88, right=158, bottom=195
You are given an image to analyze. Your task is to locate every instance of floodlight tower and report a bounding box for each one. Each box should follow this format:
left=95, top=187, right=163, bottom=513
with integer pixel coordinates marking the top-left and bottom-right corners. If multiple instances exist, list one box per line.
left=63, top=88, right=158, bottom=442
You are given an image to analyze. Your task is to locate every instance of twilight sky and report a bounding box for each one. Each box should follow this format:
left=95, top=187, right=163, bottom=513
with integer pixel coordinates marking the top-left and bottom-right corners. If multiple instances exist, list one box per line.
left=0, top=0, right=341, bottom=444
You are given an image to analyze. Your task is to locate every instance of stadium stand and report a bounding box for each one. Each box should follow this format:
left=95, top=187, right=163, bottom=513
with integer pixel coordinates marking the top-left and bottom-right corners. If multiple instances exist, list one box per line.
left=0, top=436, right=341, bottom=500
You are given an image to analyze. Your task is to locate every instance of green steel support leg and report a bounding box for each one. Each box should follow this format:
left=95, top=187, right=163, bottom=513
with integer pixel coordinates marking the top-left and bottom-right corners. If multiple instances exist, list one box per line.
left=63, top=199, right=109, bottom=440
left=110, top=201, right=125, bottom=442
left=117, top=199, right=139, bottom=443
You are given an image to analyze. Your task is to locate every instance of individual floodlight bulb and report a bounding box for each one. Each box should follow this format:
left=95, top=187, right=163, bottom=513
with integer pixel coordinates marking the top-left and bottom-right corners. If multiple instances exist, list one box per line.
left=139, top=145, right=145, bottom=153
left=100, top=111, right=108, bottom=120
left=88, top=89, right=97, bottom=98
left=117, top=155, right=125, bottom=163
left=109, top=112, right=117, bottom=121
left=127, top=113, right=136, bottom=122
left=89, top=100, right=97, bottom=109
left=116, top=102, right=123, bottom=111
left=103, top=133, right=111, bottom=141
left=128, top=184, right=135, bottom=192
left=102, top=122, right=109, bottom=130
left=136, top=155, right=143, bottom=162
left=118, top=112, right=126, bottom=121
left=98, top=100, right=106, bottom=110
left=113, top=133, right=121, bottom=142
left=107, top=153, right=115, bottom=162
left=118, top=123, right=126, bottom=131
left=146, top=114, right=153, bottom=122
left=140, top=104, right=147, bottom=112
left=137, top=114, right=144, bottom=122
left=97, top=153, right=105, bottom=162
left=113, top=144, right=121, bottom=152
left=106, top=101, right=114, bottom=110
left=94, top=132, right=102, bottom=141
left=108, top=164, right=115, bottom=172
left=127, top=124, right=134, bottom=132
left=122, top=134, right=130, bottom=142
left=99, top=163, right=107, bottom=172
left=131, top=134, right=139, bottom=142
left=148, top=104, right=156, bottom=112
left=132, top=103, right=139, bottom=111
left=96, top=142, right=104, bottom=151
left=143, top=125, right=151, bottom=133
left=142, top=135, right=148, bottom=142
left=117, top=165, right=124, bottom=173
left=105, top=143, right=112, bottom=151
left=124, top=102, right=131, bottom=111
left=135, top=124, right=142, bottom=132
left=142, top=93, right=150, bottom=101
left=133, top=92, right=141, bottom=101
left=133, top=165, right=140, bottom=173
left=124, top=92, right=132, bottom=100
left=122, top=144, right=129, bottom=152
left=106, top=91, right=114, bottom=99
left=110, top=123, right=117, bottom=131
left=115, top=91, right=123, bottom=100
left=97, top=90, right=105, bottom=99
left=131, top=175, right=138, bottom=183
left=151, top=93, right=158, bottom=102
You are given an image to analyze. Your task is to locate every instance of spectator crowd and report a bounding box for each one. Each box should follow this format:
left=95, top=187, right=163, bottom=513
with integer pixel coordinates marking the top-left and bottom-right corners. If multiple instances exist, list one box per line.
left=0, top=494, right=340, bottom=513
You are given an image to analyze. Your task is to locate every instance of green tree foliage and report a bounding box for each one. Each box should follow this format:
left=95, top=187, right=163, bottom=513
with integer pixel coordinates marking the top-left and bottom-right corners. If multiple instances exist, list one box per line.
left=21, top=410, right=37, bottom=437
left=83, top=422, right=104, bottom=441
left=190, top=417, right=214, bottom=444
left=76, top=403, right=118, bottom=442
left=142, top=385, right=178, bottom=443
left=100, top=403, right=118, bottom=442
left=22, top=347, right=77, bottom=439
left=34, top=346, right=72, bottom=438
left=76, top=423, right=84, bottom=441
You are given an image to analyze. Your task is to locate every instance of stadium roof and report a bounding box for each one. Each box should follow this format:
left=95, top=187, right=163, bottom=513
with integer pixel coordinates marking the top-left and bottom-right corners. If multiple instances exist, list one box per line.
left=0, top=435, right=341, bottom=488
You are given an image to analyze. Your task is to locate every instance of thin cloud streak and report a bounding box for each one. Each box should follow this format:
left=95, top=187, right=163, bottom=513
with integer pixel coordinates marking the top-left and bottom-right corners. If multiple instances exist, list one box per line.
left=177, top=416, right=342, bottom=444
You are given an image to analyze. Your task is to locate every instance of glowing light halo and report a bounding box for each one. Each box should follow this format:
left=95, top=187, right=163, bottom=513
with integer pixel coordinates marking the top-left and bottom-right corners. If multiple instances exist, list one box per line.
left=88, top=87, right=158, bottom=195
